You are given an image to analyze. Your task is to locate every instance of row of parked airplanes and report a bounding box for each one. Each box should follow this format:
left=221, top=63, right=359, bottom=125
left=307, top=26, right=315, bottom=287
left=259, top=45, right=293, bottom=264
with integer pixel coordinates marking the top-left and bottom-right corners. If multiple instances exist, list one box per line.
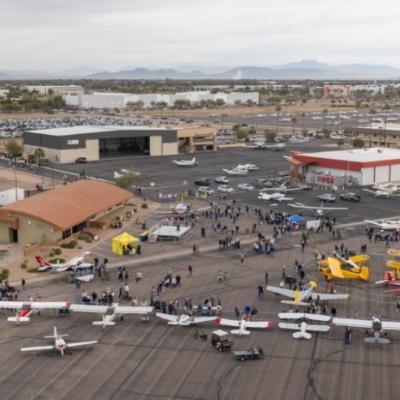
left=7, top=250, right=400, bottom=356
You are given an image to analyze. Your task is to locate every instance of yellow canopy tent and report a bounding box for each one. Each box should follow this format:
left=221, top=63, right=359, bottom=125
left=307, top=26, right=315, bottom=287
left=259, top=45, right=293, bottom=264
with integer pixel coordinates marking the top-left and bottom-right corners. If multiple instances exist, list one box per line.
left=112, top=232, right=139, bottom=256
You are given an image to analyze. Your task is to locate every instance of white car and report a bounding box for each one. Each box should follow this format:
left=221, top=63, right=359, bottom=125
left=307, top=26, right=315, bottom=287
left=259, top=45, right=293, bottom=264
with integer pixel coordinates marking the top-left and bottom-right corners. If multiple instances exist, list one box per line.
left=198, top=186, right=215, bottom=195
left=217, top=185, right=234, bottom=193
left=214, top=176, right=229, bottom=184
left=317, top=193, right=336, bottom=202
left=238, top=183, right=255, bottom=191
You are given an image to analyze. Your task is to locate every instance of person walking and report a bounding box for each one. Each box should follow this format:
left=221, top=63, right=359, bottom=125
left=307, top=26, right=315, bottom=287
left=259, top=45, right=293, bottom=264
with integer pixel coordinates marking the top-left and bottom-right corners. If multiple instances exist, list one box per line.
left=188, top=265, right=193, bottom=277
left=21, top=278, right=26, bottom=290
left=240, top=252, right=245, bottom=264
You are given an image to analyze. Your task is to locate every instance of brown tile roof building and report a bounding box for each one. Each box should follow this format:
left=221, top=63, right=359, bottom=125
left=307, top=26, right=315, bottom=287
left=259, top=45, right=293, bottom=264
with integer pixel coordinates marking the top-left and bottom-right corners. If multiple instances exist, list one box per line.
left=2, top=180, right=132, bottom=231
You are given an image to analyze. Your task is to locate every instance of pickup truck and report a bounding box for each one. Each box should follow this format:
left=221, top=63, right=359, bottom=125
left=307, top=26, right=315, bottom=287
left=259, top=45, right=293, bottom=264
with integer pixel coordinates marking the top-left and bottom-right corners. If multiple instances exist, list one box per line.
left=233, top=347, right=264, bottom=361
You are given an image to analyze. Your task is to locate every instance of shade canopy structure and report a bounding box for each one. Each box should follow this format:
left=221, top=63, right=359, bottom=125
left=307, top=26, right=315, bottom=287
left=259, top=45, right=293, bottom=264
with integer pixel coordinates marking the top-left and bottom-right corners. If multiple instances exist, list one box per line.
left=112, top=232, right=138, bottom=256
left=287, top=214, right=305, bottom=224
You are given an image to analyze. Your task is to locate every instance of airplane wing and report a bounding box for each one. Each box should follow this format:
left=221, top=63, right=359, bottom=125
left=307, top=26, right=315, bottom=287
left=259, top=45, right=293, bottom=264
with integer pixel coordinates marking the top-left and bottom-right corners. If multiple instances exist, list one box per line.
left=192, top=316, right=217, bottom=324
left=364, top=220, right=380, bottom=226
left=0, top=301, right=69, bottom=310
left=69, top=304, right=109, bottom=314
left=21, top=345, right=55, bottom=352
left=279, top=322, right=302, bottom=330
left=381, top=321, right=400, bottom=331
left=305, top=325, right=331, bottom=332
left=155, top=312, right=179, bottom=322
left=266, top=286, right=294, bottom=298
left=114, top=306, right=153, bottom=315
left=216, top=318, right=240, bottom=328
left=332, top=318, right=372, bottom=329
left=279, top=313, right=331, bottom=322
left=67, top=340, right=98, bottom=348
left=311, top=293, right=349, bottom=301
left=244, top=320, right=272, bottom=329
left=325, top=258, right=345, bottom=278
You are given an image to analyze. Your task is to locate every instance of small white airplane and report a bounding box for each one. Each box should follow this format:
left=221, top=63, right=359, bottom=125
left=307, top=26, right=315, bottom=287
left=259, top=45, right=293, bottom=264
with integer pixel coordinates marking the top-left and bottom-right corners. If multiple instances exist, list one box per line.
left=332, top=316, right=400, bottom=344
left=155, top=313, right=217, bottom=326
left=372, top=182, right=400, bottom=193
left=114, top=169, right=141, bottom=179
left=35, top=253, right=92, bottom=272
left=364, top=219, right=400, bottom=230
left=288, top=202, right=348, bottom=216
left=114, top=171, right=123, bottom=179
left=261, top=184, right=309, bottom=192
left=278, top=313, right=331, bottom=339
left=222, top=168, right=248, bottom=176
left=173, top=157, right=198, bottom=167
left=0, top=300, right=70, bottom=323
left=21, top=326, right=98, bottom=357
left=266, top=281, right=349, bottom=306
left=155, top=203, right=211, bottom=215
left=236, top=163, right=259, bottom=171
left=70, top=304, right=153, bottom=328
left=363, top=188, right=394, bottom=198
left=258, top=192, right=293, bottom=202
left=216, top=317, right=272, bottom=336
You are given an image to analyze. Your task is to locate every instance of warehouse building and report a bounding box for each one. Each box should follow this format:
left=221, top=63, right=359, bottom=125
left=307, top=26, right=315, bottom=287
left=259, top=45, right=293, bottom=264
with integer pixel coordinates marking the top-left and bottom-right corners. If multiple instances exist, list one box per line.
left=290, top=148, right=400, bottom=187
left=0, top=180, right=132, bottom=246
left=24, top=125, right=178, bottom=163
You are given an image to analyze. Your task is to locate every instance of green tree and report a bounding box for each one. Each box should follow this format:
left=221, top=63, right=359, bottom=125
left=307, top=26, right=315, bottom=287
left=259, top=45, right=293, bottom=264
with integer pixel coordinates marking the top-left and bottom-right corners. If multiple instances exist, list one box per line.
left=0, top=268, right=9, bottom=283
left=265, top=131, right=277, bottom=142
left=352, top=138, right=365, bottom=148
left=355, top=100, right=362, bottom=109
left=291, top=117, right=297, bottom=135
left=115, top=172, right=142, bottom=189
left=215, top=98, right=225, bottom=107
left=337, top=139, right=345, bottom=146
left=232, top=124, right=241, bottom=134
left=33, top=147, right=45, bottom=164
left=5, top=139, right=23, bottom=159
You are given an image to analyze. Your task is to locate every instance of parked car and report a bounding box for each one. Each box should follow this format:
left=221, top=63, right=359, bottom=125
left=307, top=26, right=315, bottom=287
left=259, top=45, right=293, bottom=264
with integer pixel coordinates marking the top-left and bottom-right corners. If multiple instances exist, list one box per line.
left=214, top=176, right=229, bottom=184
left=317, top=193, right=336, bottom=202
left=238, top=183, right=255, bottom=191
left=217, top=184, right=234, bottom=193
left=194, top=178, right=210, bottom=186
left=198, top=186, right=215, bottom=195
left=75, top=157, right=87, bottom=164
left=233, top=347, right=264, bottom=361
left=340, top=192, right=361, bottom=202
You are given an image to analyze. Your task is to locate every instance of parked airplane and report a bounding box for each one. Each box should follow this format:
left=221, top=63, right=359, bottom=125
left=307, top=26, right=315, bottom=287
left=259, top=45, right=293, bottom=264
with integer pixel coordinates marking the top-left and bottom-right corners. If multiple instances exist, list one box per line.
left=318, top=256, right=369, bottom=281
left=363, top=188, right=396, bottom=198
left=288, top=202, right=348, bottom=216
left=332, top=316, right=400, bottom=344
left=156, top=313, right=217, bottom=326
left=155, top=203, right=211, bottom=215
left=216, top=317, right=272, bottom=336
left=35, top=253, right=92, bottom=272
left=261, top=184, right=309, bottom=192
left=21, top=326, right=98, bottom=356
left=365, top=219, right=400, bottom=230
left=266, top=281, right=349, bottom=306
left=222, top=168, right=248, bottom=176
left=278, top=313, right=331, bottom=340
left=236, top=163, right=259, bottom=171
left=173, top=157, right=198, bottom=167
left=376, top=271, right=400, bottom=288
left=258, top=192, right=293, bottom=202
left=372, top=182, right=400, bottom=193
left=70, top=304, right=153, bottom=328
left=0, top=300, right=70, bottom=323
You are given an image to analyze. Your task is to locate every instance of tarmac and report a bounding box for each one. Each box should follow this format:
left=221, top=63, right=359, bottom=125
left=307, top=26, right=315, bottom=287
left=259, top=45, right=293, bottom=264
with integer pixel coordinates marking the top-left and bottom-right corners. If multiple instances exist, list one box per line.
left=0, top=217, right=398, bottom=400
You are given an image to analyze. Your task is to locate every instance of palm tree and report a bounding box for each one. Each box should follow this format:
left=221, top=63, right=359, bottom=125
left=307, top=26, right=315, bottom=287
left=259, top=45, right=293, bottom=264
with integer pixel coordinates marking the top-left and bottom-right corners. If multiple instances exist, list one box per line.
left=291, top=117, right=297, bottom=136
left=368, top=108, right=376, bottom=128
left=275, top=105, right=282, bottom=134
left=383, top=104, right=391, bottom=146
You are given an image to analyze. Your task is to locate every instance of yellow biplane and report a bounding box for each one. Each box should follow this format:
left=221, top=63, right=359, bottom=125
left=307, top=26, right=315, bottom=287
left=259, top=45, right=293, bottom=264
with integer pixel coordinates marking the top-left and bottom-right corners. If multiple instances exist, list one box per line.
left=318, top=253, right=369, bottom=281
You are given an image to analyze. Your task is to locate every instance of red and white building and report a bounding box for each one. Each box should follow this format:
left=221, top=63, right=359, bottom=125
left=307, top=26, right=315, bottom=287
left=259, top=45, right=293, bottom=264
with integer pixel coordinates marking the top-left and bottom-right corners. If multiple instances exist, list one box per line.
left=290, top=148, right=400, bottom=187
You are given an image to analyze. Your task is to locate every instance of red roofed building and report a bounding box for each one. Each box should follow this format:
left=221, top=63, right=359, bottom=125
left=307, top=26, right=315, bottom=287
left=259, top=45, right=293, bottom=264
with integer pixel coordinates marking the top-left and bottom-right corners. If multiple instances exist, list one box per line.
left=290, top=147, right=400, bottom=187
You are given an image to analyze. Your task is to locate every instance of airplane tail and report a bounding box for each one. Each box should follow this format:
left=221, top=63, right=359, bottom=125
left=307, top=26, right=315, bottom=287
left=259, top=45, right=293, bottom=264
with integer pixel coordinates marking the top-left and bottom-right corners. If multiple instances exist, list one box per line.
left=231, top=329, right=251, bottom=336
left=92, top=321, right=116, bottom=327
left=359, top=266, right=369, bottom=281
left=293, top=331, right=312, bottom=340
left=35, top=255, right=50, bottom=266
left=385, top=271, right=395, bottom=282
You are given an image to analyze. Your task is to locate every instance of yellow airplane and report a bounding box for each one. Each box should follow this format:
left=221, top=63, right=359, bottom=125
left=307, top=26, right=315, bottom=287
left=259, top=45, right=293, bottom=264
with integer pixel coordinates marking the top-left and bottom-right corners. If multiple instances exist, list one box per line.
left=318, top=254, right=369, bottom=281
left=387, top=249, right=400, bottom=258
left=386, top=249, right=400, bottom=279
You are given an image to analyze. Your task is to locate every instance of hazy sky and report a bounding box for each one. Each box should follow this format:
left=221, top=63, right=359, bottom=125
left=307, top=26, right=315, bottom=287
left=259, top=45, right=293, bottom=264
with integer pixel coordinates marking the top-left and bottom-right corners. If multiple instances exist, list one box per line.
left=1, top=0, right=400, bottom=71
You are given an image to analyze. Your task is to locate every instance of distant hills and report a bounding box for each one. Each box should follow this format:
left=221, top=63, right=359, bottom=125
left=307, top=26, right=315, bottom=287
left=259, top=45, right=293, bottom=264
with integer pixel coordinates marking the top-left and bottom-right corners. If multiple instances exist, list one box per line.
left=1, top=60, right=399, bottom=80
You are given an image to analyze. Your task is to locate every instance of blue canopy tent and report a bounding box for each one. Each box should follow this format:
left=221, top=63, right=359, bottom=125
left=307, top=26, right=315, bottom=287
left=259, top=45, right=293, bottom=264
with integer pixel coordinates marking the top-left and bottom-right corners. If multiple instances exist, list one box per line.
left=287, top=214, right=305, bottom=225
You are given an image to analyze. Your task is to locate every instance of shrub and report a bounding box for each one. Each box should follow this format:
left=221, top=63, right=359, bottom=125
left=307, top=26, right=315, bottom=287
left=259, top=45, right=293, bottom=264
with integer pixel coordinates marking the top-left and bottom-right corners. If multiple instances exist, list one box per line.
left=60, top=240, right=78, bottom=249
left=53, top=248, right=62, bottom=255
left=141, top=203, right=148, bottom=209
left=20, top=260, right=28, bottom=269
left=28, top=268, right=43, bottom=273
left=48, top=251, right=54, bottom=257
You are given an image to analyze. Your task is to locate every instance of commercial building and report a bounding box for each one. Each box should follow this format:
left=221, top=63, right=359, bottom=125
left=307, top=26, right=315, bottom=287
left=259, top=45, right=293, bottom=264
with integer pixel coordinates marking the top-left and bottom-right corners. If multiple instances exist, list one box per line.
left=21, top=85, right=84, bottom=96
left=0, top=180, right=132, bottom=246
left=23, top=125, right=178, bottom=163
left=290, top=147, right=400, bottom=186
left=351, top=124, right=400, bottom=148
left=63, top=90, right=259, bottom=109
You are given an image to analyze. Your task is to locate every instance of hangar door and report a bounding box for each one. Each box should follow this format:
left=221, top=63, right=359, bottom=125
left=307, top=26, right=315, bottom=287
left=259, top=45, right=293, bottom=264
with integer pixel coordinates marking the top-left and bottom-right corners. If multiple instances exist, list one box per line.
left=99, top=137, right=149, bottom=158
left=374, top=166, right=389, bottom=183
